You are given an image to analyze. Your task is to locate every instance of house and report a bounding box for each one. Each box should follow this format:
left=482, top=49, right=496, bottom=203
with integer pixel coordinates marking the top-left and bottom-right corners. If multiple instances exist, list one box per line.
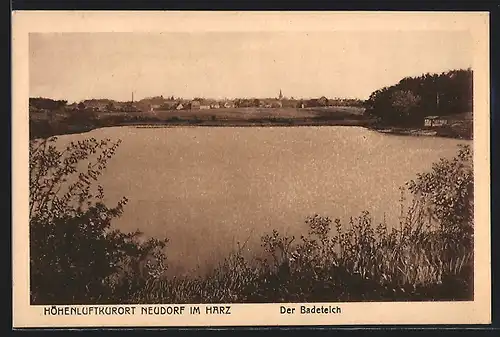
left=122, top=104, right=140, bottom=112
left=150, top=104, right=161, bottom=112
left=281, top=99, right=298, bottom=108
left=82, top=100, right=110, bottom=112
left=176, top=103, right=184, bottom=110
left=223, top=102, right=235, bottom=109
left=260, top=99, right=282, bottom=108
left=191, top=100, right=201, bottom=110
left=267, top=100, right=282, bottom=108
left=424, top=116, right=449, bottom=127
left=161, top=100, right=180, bottom=110
left=210, top=103, right=221, bottom=109
left=296, top=99, right=306, bottom=108
left=200, top=105, right=211, bottom=110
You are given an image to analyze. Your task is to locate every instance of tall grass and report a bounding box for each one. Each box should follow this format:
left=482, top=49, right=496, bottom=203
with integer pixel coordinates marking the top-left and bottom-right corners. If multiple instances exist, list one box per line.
left=127, top=209, right=472, bottom=304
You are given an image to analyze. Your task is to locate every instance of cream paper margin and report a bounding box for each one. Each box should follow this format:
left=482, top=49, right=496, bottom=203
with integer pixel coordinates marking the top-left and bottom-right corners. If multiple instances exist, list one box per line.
left=11, top=11, right=491, bottom=327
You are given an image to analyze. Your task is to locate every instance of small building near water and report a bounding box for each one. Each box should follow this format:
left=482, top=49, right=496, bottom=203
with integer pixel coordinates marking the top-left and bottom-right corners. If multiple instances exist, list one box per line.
left=424, top=116, right=449, bottom=127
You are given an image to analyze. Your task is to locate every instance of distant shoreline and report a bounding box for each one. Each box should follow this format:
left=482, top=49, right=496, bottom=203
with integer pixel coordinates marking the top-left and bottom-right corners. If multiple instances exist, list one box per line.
left=30, top=118, right=372, bottom=139
left=30, top=118, right=471, bottom=140
left=116, top=119, right=371, bottom=128
left=127, top=123, right=472, bottom=140
left=366, top=125, right=472, bottom=140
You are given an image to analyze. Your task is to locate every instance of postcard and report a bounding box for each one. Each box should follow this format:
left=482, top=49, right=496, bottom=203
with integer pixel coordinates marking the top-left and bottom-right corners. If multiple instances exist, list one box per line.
left=12, top=11, right=491, bottom=327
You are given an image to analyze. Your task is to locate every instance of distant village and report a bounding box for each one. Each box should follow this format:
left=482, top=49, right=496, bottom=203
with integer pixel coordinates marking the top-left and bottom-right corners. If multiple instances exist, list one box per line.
left=28, top=89, right=372, bottom=139
left=29, top=89, right=364, bottom=116
left=28, top=74, right=473, bottom=141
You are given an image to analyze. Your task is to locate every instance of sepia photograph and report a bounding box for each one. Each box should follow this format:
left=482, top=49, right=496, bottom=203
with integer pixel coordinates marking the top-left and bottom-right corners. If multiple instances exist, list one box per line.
left=12, top=11, right=491, bottom=327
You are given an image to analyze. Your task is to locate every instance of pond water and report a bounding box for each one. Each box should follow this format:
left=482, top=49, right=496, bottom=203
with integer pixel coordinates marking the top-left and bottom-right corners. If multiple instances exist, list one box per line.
left=54, top=126, right=470, bottom=275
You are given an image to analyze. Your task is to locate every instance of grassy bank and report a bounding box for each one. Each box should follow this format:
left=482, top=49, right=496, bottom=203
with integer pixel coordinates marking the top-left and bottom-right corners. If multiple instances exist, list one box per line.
left=30, top=115, right=471, bottom=141
left=367, top=119, right=473, bottom=140
left=29, top=118, right=373, bottom=140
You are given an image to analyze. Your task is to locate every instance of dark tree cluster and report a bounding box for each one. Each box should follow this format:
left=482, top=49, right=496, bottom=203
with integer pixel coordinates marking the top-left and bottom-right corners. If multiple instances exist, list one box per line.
left=234, top=98, right=261, bottom=108
left=29, top=97, right=67, bottom=111
left=296, top=96, right=329, bottom=108
left=364, top=69, right=473, bottom=126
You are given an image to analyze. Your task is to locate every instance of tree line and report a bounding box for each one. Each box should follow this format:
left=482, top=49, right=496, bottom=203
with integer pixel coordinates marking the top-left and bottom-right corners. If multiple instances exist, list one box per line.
left=29, top=97, right=68, bottom=111
left=364, top=68, right=473, bottom=126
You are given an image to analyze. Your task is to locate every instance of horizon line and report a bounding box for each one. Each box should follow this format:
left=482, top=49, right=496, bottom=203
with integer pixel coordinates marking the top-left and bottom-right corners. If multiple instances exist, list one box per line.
left=29, top=95, right=368, bottom=103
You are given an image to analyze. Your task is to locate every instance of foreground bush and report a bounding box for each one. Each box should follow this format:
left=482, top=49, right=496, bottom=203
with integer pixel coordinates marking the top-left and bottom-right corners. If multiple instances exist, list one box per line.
left=29, top=137, right=168, bottom=304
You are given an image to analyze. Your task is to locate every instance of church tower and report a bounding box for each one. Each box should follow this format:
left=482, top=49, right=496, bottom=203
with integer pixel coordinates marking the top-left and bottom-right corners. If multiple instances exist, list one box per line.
left=278, top=89, right=283, bottom=100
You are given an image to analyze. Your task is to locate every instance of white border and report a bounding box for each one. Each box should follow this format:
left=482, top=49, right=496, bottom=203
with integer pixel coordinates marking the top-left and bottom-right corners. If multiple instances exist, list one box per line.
left=12, top=11, right=491, bottom=327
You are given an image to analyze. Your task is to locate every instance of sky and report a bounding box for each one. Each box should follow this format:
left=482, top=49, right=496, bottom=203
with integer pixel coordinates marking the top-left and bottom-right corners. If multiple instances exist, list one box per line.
left=29, top=31, right=473, bottom=102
